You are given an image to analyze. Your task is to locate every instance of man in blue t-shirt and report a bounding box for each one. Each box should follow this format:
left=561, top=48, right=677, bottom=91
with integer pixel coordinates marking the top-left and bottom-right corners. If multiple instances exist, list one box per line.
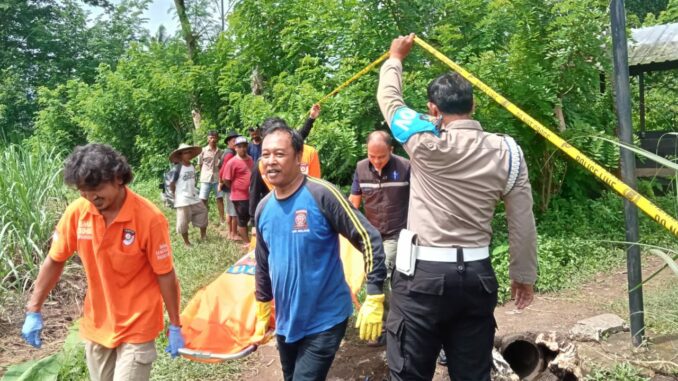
left=247, top=126, right=262, bottom=162
left=253, top=118, right=386, bottom=381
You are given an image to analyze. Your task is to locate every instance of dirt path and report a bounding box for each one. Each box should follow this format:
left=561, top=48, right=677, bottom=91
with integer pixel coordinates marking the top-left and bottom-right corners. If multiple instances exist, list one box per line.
left=0, top=267, right=85, bottom=375
left=1, top=256, right=674, bottom=380
left=241, top=257, right=678, bottom=381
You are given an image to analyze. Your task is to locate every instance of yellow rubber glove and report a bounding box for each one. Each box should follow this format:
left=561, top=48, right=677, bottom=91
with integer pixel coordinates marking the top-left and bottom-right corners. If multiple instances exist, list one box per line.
left=254, top=301, right=272, bottom=343
left=355, top=294, right=385, bottom=341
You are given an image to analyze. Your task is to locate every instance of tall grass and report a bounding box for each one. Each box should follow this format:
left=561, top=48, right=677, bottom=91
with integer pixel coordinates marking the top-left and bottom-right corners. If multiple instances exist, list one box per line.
left=0, top=144, right=70, bottom=293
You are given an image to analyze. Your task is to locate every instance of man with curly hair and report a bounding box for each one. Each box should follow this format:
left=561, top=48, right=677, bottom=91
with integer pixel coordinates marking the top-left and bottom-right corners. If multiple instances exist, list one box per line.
left=21, top=144, right=184, bottom=381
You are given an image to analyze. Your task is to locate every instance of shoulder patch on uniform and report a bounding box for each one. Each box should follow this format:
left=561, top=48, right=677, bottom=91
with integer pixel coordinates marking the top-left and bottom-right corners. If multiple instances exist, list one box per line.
left=503, top=136, right=522, bottom=196
left=390, top=106, right=440, bottom=144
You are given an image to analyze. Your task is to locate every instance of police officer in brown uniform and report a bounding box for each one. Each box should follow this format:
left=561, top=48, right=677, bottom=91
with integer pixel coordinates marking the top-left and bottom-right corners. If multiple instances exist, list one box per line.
left=377, top=34, right=538, bottom=381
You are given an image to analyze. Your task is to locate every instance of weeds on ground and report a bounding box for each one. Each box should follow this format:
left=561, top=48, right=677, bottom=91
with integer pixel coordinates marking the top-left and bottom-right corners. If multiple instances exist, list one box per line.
left=610, top=277, right=678, bottom=337
left=585, top=362, right=649, bottom=380
left=490, top=191, right=678, bottom=303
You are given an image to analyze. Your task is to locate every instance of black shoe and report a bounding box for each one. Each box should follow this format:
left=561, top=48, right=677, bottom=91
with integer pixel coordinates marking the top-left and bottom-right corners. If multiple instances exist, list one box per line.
left=437, top=350, right=447, bottom=366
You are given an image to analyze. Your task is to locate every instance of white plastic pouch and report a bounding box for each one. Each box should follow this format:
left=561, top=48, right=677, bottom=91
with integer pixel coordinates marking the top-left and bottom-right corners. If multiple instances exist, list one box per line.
left=396, top=229, right=418, bottom=276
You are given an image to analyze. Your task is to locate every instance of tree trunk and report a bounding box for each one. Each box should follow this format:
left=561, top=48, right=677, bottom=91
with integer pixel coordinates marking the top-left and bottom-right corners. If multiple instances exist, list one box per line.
left=540, top=149, right=554, bottom=213
left=174, top=0, right=198, bottom=63
left=554, top=98, right=566, bottom=132
left=173, top=0, right=201, bottom=114
left=251, top=67, right=263, bottom=95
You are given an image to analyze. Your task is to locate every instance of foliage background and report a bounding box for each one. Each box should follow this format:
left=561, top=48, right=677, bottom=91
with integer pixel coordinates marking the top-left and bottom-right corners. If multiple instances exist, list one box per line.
left=2, top=0, right=674, bottom=197
left=1, top=0, right=676, bottom=300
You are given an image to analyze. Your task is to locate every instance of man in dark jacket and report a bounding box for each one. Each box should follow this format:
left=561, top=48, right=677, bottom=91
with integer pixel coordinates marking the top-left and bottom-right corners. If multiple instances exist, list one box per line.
left=349, top=130, right=410, bottom=346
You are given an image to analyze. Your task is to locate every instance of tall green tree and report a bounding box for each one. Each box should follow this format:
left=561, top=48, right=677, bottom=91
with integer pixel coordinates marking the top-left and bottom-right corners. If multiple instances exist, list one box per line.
left=0, top=0, right=149, bottom=142
left=30, top=0, right=675, bottom=210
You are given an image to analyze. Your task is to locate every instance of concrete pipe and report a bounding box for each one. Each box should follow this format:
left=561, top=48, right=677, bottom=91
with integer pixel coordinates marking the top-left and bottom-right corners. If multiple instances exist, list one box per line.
left=500, top=333, right=545, bottom=381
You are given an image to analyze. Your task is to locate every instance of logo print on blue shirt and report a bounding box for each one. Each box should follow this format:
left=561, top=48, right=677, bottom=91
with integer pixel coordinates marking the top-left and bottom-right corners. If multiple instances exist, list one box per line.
left=292, top=209, right=310, bottom=233
left=392, top=170, right=399, bottom=180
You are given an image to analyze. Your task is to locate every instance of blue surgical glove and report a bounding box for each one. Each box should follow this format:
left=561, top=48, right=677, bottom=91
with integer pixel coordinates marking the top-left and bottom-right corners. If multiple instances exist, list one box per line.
left=165, top=324, right=185, bottom=358
left=21, top=312, right=43, bottom=348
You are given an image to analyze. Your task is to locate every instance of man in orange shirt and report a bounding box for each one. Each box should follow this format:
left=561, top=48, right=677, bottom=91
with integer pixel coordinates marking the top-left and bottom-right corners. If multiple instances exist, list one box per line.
left=21, top=144, right=184, bottom=381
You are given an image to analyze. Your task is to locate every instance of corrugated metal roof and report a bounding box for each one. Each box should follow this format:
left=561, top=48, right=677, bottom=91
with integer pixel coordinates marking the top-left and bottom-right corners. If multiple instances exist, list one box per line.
left=628, top=22, right=678, bottom=67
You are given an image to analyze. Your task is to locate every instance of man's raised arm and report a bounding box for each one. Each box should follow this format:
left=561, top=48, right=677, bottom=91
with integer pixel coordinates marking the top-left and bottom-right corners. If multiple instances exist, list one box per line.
left=377, top=33, right=415, bottom=126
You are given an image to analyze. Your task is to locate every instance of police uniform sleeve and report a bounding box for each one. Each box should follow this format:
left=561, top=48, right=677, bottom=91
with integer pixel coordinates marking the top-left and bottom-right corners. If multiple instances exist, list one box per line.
left=377, top=58, right=438, bottom=154
left=254, top=199, right=273, bottom=302
left=503, top=152, right=538, bottom=285
left=377, top=58, right=406, bottom=124
left=307, top=178, right=386, bottom=295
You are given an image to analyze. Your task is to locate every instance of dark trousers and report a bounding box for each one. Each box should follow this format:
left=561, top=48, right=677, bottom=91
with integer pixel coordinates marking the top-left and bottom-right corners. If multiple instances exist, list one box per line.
left=387, top=258, right=498, bottom=381
left=276, top=319, right=348, bottom=381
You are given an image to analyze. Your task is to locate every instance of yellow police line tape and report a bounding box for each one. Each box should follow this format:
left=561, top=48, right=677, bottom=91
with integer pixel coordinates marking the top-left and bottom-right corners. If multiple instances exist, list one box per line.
left=412, top=36, right=678, bottom=238
left=315, top=37, right=678, bottom=238
left=316, top=52, right=391, bottom=105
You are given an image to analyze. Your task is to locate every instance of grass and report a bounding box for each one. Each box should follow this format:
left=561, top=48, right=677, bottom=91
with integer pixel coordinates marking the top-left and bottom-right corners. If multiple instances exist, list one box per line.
left=585, top=362, right=649, bottom=381
left=0, top=144, right=71, bottom=296
left=609, top=272, right=678, bottom=337
left=489, top=191, right=678, bottom=304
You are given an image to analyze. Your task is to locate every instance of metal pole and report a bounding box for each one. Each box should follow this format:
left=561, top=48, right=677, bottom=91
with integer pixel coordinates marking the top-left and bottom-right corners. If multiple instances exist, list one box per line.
left=221, top=0, right=225, bottom=31
left=610, top=0, right=645, bottom=346
left=639, top=72, right=645, bottom=138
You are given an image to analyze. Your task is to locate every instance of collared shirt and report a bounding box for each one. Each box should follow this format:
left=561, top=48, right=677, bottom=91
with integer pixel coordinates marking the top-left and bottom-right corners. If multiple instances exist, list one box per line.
left=377, top=58, right=537, bottom=284
left=49, top=188, right=174, bottom=348
left=198, top=146, right=224, bottom=183
left=351, top=154, right=410, bottom=238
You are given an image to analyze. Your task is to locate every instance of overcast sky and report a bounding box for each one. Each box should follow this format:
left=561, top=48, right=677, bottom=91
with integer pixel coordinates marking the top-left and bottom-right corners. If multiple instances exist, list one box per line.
left=144, top=0, right=177, bottom=34
left=85, top=0, right=179, bottom=35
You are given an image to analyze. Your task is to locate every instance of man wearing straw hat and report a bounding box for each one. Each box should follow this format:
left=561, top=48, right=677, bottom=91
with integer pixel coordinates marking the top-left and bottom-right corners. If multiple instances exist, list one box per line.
left=377, top=34, right=537, bottom=381
left=169, top=143, right=208, bottom=247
